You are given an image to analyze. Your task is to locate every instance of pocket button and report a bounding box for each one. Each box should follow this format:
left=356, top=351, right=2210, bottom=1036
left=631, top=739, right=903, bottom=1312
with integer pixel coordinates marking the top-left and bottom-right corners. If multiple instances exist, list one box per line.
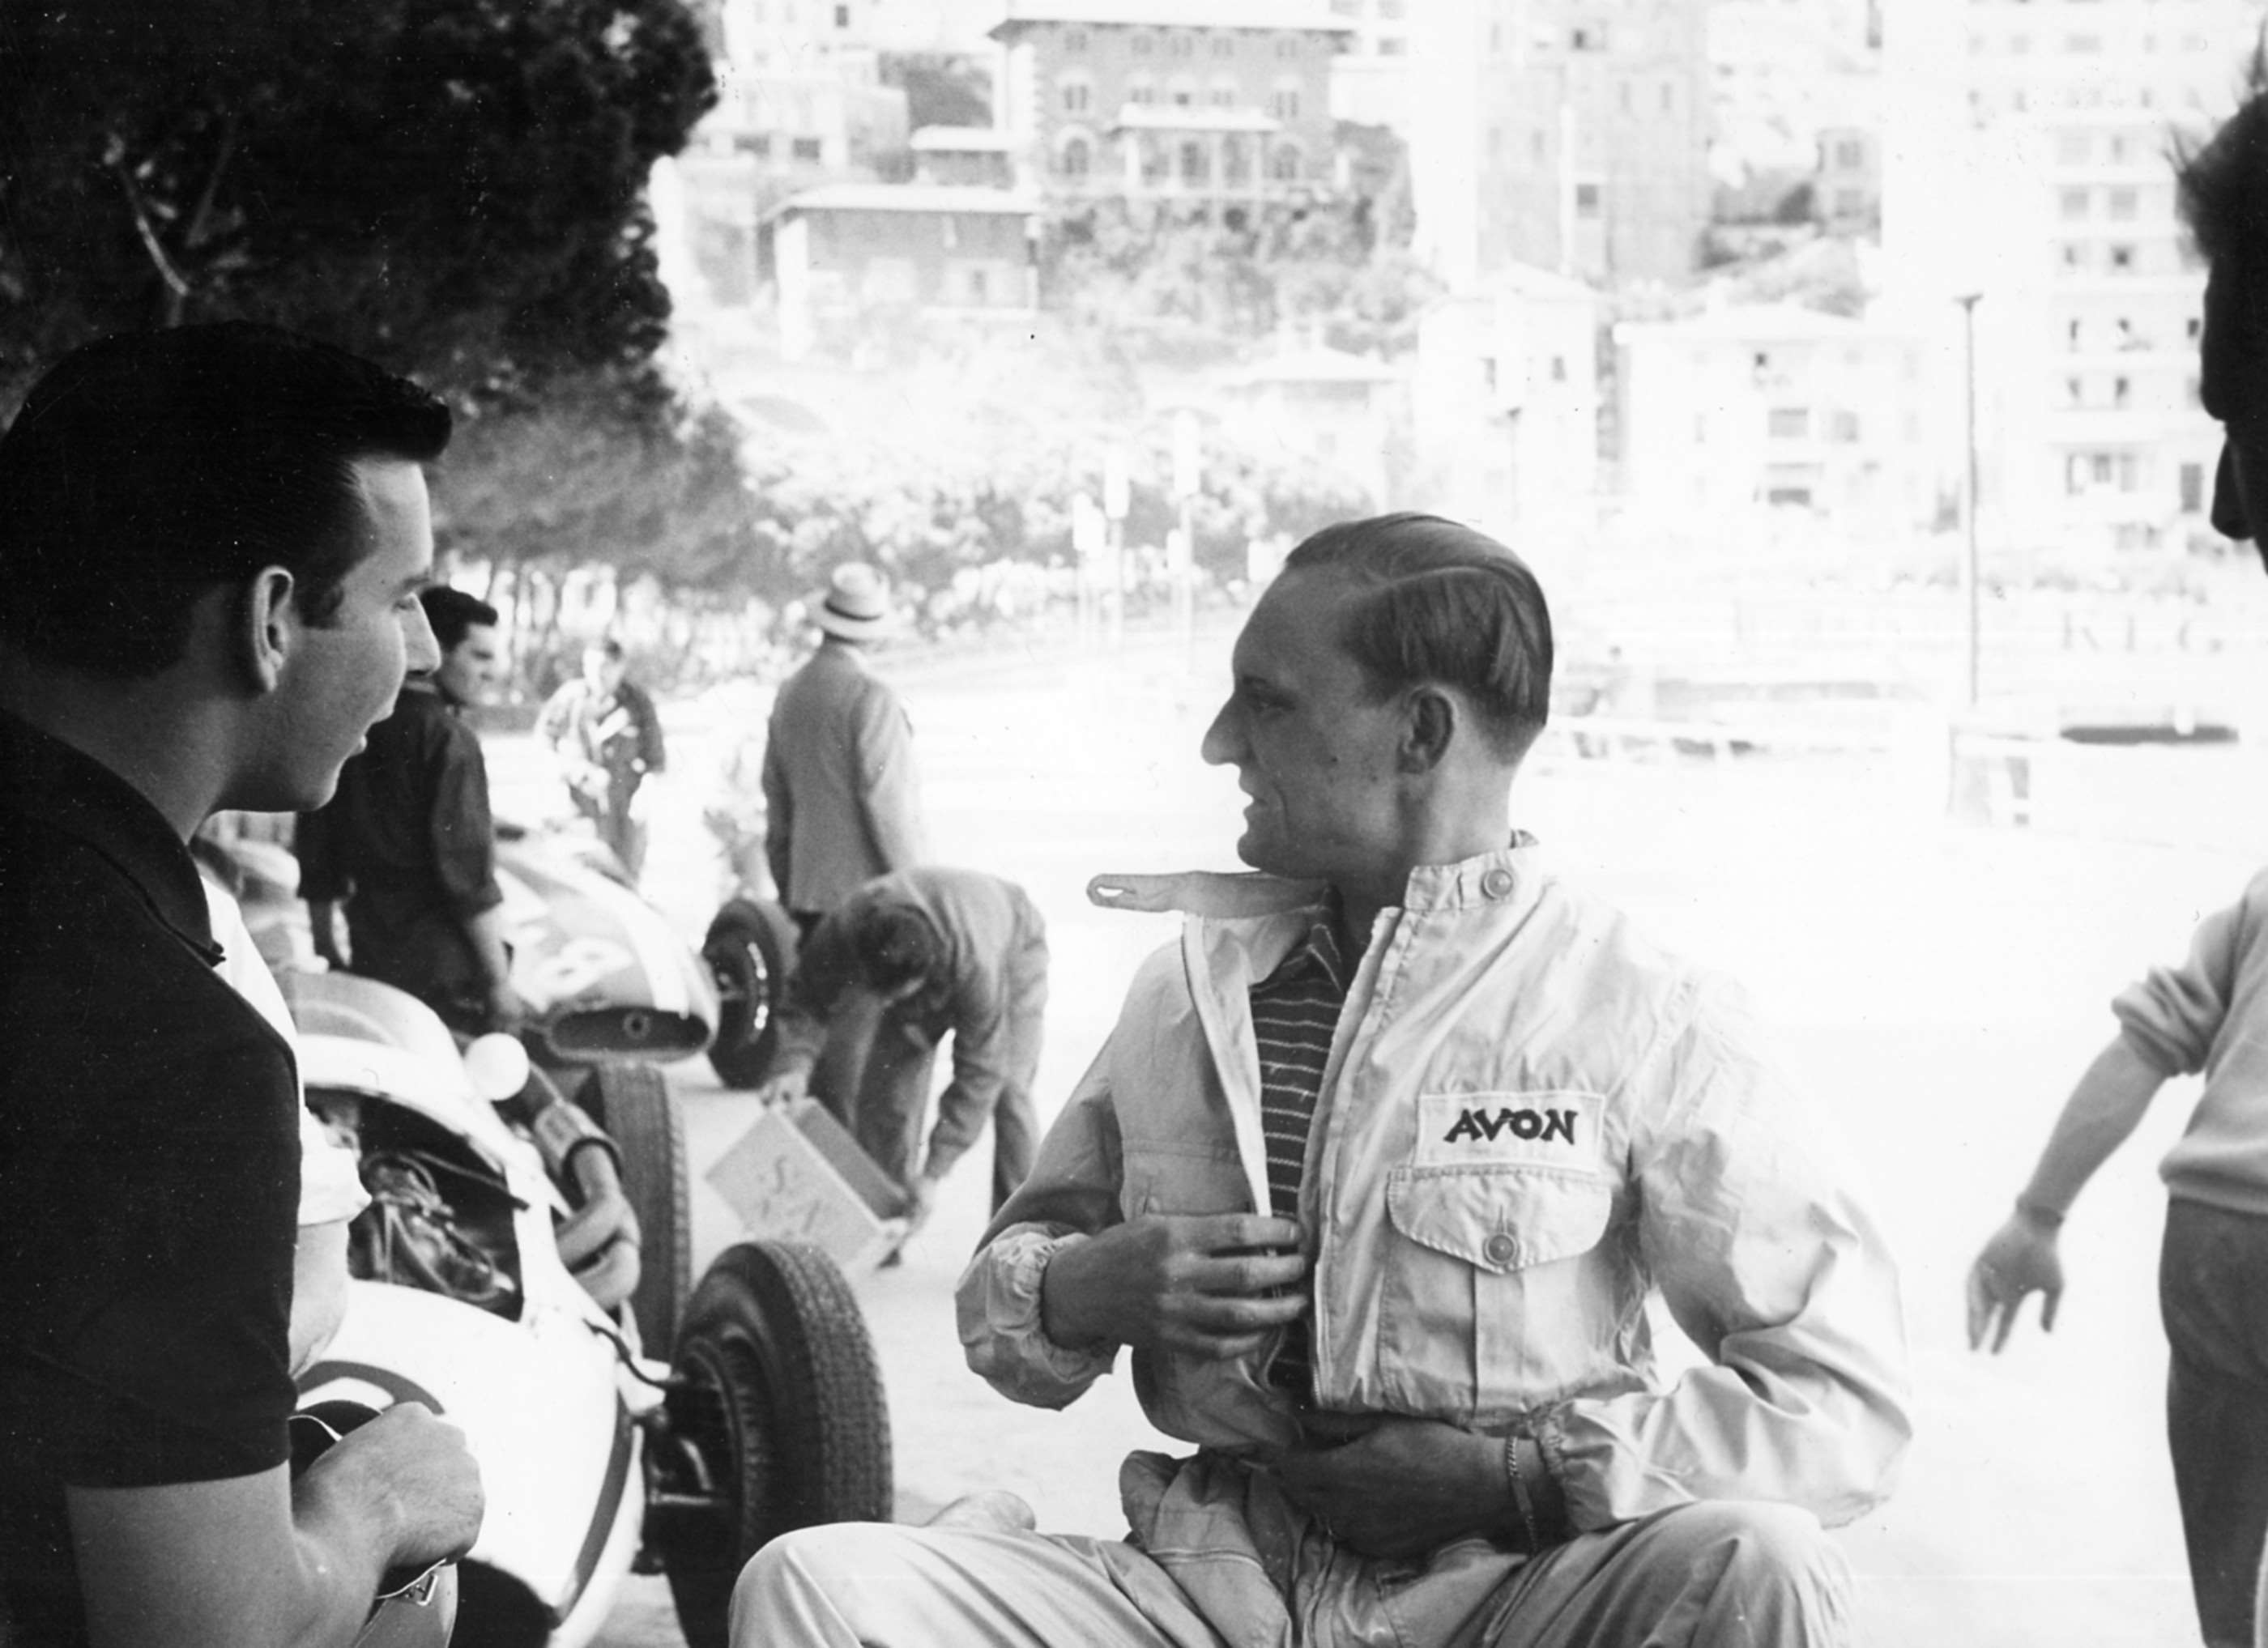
left=1483, top=1232, right=1518, bottom=1265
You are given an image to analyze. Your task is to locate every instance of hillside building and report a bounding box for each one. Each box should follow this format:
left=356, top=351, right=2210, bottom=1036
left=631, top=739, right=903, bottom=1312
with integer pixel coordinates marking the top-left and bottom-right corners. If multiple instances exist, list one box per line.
left=765, top=185, right=1040, bottom=359
left=1410, top=265, right=1601, bottom=531
left=1614, top=304, right=1933, bottom=527
left=988, top=1, right=1353, bottom=205
left=1326, top=0, right=1416, bottom=132
left=1216, top=343, right=1408, bottom=508
left=1409, top=0, right=1715, bottom=289
left=1882, top=0, right=2264, bottom=557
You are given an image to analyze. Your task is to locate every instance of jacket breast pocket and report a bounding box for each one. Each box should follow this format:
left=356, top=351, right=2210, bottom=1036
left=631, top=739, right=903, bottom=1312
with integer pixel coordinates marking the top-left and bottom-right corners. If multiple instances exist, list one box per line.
left=1370, top=1165, right=1622, bottom=1412
left=1385, top=1165, right=1614, bottom=1275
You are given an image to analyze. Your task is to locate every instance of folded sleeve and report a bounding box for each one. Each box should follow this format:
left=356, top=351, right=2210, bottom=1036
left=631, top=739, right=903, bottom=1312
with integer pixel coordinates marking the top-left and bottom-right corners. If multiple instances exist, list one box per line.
left=956, top=1040, right=1127, bottom=1407
left=2111, top=879, right=2267, bottom=1077
left=1537, top=982, right=1913, bottom=1532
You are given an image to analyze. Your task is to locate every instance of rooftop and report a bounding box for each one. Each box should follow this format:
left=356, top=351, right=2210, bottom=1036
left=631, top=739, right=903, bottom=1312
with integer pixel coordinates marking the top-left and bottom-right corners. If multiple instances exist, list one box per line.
left=991, top=2, right=1354, bottom=39
left=910, top=126, right=1016, bottom=151
left=1613, top=302, right=1898, bottom=344
left=768, top=184, right=1042, bottom=220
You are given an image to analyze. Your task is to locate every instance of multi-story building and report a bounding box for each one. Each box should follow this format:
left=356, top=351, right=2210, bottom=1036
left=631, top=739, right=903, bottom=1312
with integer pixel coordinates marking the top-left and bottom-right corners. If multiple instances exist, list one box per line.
left=989, top=2, right=1354, bottom=206
left=910, top=126, right=1018, bottom=188
left=1215, top=343, right=1409, bottom=507
left=1327, top=0, right=1415, bottom=131
left=1409, top=0, right=1715, bottom=288
left=1814, top=125, right=1881, bottom=233
left=1882, top=0, right=2262, bottom=556
left=1409, top=265, right=1601, bottom=531
left=1614, top=304, right=1934, bottom=527
left=764, top=184, right=1041, bottom=359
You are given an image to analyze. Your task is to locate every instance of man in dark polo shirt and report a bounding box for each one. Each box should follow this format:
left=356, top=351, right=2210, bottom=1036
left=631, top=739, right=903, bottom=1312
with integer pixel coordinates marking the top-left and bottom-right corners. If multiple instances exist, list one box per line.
left=0, top=323, right=484, bottom=1646
left=300, top=583, right=527, bottom=1033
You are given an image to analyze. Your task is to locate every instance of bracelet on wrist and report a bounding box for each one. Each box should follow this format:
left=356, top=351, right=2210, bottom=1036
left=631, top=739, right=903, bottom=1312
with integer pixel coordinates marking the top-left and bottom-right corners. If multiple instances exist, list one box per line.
left=1503, top=1433, right=1545, bottom=1556
left=2014, top=1194, right=2066, bottom=1229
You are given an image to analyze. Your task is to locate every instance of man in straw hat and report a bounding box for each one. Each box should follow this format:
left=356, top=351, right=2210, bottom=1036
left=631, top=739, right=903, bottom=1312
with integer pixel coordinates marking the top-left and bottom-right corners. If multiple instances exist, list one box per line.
left=761, top=562, right=927, bottom=941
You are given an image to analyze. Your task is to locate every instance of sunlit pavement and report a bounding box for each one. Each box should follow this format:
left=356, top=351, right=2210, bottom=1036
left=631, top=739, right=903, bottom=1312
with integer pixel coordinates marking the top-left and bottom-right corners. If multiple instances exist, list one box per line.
left=497, top=620, right=2261, bottom=1648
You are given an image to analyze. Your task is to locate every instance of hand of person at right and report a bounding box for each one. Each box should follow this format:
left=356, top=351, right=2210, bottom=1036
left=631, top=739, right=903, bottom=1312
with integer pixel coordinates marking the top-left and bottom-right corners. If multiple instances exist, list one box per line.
left=1042, top=1212, right=1307, bottom=1359
left=313, top=1403, right=484, bottom=1573
left=1965, top=1212, right=2066, bottom=1352
left=753, top=1067, right=809, bottom=1109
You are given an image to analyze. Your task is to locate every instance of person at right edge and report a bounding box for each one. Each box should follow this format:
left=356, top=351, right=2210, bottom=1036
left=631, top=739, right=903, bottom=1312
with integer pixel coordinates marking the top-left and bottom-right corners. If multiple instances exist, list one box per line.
left=734, top=513, right=1910, bottom=1648
left=1964, top=66, right=2268, bottom=1648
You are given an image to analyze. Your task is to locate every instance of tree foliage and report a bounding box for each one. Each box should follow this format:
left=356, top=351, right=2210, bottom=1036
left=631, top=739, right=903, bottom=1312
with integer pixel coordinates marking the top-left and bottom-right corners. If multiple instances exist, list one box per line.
left=0, top=0, right=716, bottom=414
left=1045, top=194, right=1439, bottom=360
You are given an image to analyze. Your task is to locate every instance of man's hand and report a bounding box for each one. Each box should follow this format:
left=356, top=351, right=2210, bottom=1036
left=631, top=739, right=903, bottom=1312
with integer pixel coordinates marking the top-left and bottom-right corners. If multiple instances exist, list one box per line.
left=905, top=1173, right=942, bottom=1234
left=754, top=1067, right=810, bottom=1109
left=1966, top=1210, right=2066, bottom=1352
left=305, top=1403, right=485, bottom=1573
left=1265, top=1415, right=1511, bottom=1561
left=71, top=1404, right=484, bottom=1648
left=1040, top=1212, right=1307, bottom=1358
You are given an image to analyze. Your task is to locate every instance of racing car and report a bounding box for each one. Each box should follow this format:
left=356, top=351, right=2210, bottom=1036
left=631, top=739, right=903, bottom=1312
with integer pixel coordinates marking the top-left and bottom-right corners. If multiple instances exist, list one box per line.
left=285, top=966, right=892, bottom=1648
left=206, top=812, right=798, bottom=1100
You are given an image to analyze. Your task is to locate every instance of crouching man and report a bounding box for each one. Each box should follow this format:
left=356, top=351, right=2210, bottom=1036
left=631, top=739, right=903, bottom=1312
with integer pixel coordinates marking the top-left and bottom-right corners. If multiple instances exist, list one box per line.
left=734, top=513, right=1911, bottom=1648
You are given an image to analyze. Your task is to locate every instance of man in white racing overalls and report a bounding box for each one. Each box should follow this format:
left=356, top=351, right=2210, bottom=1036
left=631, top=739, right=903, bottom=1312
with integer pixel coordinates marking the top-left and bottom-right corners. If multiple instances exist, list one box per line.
left=735, top=513, right=1912, bottom=1648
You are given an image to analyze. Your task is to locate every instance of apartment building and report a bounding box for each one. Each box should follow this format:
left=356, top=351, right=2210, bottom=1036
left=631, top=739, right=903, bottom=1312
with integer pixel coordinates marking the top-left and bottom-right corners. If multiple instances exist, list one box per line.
left=1409, top=0, right=1714, bottom=288
left=1614, top=304, right=1933, bottom=526
left=1326, top=0, right=1415, bottom=131
left=990, top=1, right=1353, bottom=205
left=1883, top=0, right=2262, bottom=556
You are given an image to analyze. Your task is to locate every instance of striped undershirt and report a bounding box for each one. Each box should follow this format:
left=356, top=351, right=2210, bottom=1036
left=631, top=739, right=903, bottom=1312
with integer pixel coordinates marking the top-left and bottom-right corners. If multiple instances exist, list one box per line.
left=1251, top=914, right=1349, bottom=1403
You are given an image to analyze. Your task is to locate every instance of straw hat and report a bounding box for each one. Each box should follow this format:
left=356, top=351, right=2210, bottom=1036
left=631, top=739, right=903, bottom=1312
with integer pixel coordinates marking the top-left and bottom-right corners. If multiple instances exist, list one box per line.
left=812, top=562, right=893, bottom=641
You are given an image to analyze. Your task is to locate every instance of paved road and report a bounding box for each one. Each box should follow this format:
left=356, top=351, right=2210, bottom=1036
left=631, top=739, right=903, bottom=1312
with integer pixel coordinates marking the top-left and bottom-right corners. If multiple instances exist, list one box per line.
left=505, top=621, right=2268, bottom=1648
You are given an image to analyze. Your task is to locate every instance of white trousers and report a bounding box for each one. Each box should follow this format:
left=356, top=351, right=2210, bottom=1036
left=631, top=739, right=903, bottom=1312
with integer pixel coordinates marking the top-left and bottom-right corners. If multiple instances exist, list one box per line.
left=733, top=1501, right=1857, bottom=1648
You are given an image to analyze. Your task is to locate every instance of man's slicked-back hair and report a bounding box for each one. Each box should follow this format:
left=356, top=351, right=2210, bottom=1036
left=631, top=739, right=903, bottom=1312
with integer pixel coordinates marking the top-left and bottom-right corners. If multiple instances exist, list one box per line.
left=420, top=586, right=499, bottom=655
left=849, top=904, right=941, bottom=996
left=1281, top=512, right=1554, bottom=762
left=0, top=321, right=450, bottom=679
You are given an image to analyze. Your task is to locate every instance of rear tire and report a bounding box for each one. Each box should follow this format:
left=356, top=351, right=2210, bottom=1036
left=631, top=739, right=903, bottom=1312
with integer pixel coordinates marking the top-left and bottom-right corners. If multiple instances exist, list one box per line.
left=576, top=1063, right=690, bottom=1357
left=661, top=1241, right=892, bottom=1648
left=703, top=899, right=796, bottom=1090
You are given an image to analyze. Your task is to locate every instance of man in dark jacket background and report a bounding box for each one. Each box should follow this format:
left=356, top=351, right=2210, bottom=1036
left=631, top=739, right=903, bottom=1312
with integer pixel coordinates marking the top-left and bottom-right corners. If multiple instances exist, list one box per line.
left=761, top=563, right=926, bottom=939
left=299, top=584, right=526, bottom=1033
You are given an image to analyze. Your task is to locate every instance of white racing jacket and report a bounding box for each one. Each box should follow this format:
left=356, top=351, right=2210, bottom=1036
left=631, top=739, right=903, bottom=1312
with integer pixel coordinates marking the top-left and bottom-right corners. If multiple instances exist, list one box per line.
left=957, top=842, right=1911, bottom=1561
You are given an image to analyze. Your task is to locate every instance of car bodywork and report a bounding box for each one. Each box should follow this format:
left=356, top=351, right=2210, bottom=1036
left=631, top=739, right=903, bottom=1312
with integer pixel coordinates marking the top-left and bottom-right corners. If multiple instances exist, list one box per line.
left=289, top=970, right=659, bottom=1646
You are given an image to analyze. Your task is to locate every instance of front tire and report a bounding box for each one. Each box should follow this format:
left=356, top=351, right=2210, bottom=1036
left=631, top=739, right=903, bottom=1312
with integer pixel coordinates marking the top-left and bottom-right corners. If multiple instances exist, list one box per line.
left=660, top=1241, right=892, bottom=1648
left=703, top=899, right=797, bottom=1090
left=575, top=1063, right=690, bottom=1357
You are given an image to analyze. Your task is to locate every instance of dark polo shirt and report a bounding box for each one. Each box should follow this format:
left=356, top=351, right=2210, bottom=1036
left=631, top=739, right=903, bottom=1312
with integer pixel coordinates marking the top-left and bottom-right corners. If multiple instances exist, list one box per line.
left=296, top=679, right=503, bottom=1017
left=0, top=711, right=299, bottom=1646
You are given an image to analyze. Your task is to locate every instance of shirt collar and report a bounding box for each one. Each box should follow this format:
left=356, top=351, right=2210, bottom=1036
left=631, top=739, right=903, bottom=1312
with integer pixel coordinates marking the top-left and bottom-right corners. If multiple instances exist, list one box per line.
left=0, top=709, right=221, bottom=965
left=1256, top=895, right=1349, bottom=995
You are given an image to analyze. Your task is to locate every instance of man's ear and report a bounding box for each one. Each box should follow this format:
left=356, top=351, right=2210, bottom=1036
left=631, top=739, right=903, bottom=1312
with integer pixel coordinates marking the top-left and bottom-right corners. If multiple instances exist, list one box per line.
left=238, top=566, right=299, bottom=693
left=1400, top=688, right=1456, bottom=775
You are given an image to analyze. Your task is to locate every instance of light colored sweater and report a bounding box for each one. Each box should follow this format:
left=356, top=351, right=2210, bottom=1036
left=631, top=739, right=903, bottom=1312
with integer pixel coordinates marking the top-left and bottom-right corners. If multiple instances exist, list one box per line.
left=2116, top=866, right=2268, bottom=1215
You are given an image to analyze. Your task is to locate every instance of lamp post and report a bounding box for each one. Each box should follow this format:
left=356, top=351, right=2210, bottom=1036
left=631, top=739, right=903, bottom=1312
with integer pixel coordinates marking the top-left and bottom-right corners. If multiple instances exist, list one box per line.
left=1956, top=292, right=1983, bottom=709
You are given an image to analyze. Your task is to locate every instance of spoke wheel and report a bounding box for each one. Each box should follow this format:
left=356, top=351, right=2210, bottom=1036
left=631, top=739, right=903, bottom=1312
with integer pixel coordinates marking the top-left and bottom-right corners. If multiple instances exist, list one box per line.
left=659, top=1241, right=892, bottom=1648
left=702, top=899, right=797, bottom=1090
